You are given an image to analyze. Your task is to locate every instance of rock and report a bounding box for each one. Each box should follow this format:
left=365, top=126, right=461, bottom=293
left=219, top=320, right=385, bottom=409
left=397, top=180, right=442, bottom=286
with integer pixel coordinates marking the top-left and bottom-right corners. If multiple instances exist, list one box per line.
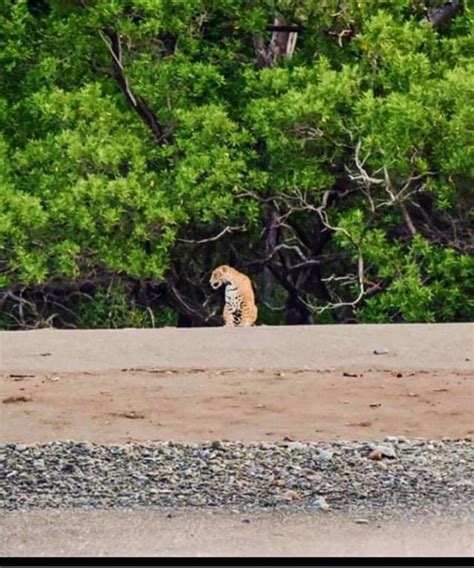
left=383, top=436, right=399, bottom=443
left=287, top=442, right=305, bottom=451
left=281, top=490, right=300, bottom=502
left=317, top=449, right=334, bottom=461
left=368, top=449, right=382, bottom=461
left=211, top=440, right=223, bottom=450
left=312, top=496, right=330, bottom=511
left=373, top=347, right=389, bottom=355
left=368, top=444, right=397, bottom=460
left=354, top=518, right=369, bottom=524
left=453, top=479, right=472, bottom=487
left=1, top=439, right=472, bottom=518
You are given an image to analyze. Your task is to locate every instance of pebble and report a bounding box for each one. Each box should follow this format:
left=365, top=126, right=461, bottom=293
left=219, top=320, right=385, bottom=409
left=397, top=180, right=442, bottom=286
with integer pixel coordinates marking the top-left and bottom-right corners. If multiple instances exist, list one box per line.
left=0, top=440, right=472, bottom=520
left=317, top=449, right=334, bottom=461
left=312, top=496, right=330, bottom=511
left=368, top=444, right=397, bottom=459
left=373, top=347, right=389, bottom=355
left=287, top=442, right=305, bottom=451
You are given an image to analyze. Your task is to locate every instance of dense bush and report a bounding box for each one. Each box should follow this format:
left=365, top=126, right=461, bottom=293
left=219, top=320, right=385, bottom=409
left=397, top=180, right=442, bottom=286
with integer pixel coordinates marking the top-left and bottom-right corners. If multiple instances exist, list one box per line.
left=0, top=0, right=472, bottom=328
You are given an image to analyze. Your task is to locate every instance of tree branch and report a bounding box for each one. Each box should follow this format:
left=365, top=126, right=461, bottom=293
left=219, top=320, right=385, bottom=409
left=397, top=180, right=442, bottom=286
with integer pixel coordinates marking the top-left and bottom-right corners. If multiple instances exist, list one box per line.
left=423, top=0, right=462, bottom=30
left=177, top=225, right=246, bottom=244
left=99, top=30, right=170, bottom=144
left=399, top=202, right=418, bottom=237
left=166, top=278, right=220, bottom=326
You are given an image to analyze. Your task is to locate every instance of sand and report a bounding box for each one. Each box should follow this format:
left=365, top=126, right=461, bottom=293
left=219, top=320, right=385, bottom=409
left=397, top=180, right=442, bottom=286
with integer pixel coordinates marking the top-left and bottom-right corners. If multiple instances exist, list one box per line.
left=2, top=509, right=473, bottom=558
left=1, top=368, right=473, bottom=444
left=1, top=323, right=473, bottom=557
left=1, top=323, right=473, bottom=444
left=1, top=323, right=472, bottom=374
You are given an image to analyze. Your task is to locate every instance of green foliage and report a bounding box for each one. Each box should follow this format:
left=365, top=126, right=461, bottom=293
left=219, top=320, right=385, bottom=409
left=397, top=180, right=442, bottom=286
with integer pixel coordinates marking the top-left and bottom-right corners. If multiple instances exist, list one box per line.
left=75, top=281, right=178, bottom=329
left=358, top=236, right=474, bottom=322
left=0, top=0, right=472, bottom=328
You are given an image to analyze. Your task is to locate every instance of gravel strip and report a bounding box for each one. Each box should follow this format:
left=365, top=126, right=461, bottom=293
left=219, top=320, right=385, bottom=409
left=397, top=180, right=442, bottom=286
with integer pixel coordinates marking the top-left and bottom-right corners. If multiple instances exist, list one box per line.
left=1, top=438, right=472, bottom=519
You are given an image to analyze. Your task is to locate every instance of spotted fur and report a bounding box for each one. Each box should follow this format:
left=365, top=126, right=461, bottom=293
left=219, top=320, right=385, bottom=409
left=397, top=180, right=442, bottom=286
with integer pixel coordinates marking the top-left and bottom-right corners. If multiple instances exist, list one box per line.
left=209, top=265, right=258, bottom=327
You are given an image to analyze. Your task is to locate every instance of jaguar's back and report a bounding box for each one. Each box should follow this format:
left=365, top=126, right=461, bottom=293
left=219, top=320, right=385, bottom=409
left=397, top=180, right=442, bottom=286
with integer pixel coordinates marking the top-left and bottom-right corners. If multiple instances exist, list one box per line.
left=209, top=265, right=258, bottom=327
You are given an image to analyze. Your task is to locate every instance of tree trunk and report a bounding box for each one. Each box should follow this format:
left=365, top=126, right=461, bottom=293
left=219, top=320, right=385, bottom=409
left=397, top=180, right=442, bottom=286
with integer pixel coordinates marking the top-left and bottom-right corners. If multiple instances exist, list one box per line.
left=423, top=0, right=462, bottom=30
left=253, top=15, right=298, bottom=68
left=261, top=205, right=279, bottom=301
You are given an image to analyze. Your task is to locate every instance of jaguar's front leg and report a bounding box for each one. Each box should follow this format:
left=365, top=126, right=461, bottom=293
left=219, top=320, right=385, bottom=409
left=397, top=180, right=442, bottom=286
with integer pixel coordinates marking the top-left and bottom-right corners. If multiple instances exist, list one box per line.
left=223, top=304, right=235, bottom=326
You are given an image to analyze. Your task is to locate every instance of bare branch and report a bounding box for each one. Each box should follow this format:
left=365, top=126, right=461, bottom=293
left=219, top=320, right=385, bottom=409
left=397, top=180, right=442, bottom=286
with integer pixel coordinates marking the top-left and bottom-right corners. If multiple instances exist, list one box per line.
left=321, top=274, right=357, bottom=284
left=234, top=190, right=282, bottom=204
left=256, top=243, right=316, bottom=266
left=302, top=248, right=365, bottom=314
left=399, top=202, right=418, bottom=236
left=262, top=300, right=286, bottom=312
left=146, top=306, right=155, bottom=328
left=99, top=30, right=169, bottom=144
left=167, top=279, right=219, bottom=325
left=177, top=225, right=246, bottom=244
left=348, top=141, right=437, bottom=238
left=99, top=30, right=137, bottom=106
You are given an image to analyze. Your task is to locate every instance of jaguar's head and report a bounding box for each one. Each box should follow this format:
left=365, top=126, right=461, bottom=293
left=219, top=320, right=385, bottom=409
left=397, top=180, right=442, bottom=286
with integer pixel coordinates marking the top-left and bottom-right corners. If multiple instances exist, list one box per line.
left=209, top=265, right=230, bottom=289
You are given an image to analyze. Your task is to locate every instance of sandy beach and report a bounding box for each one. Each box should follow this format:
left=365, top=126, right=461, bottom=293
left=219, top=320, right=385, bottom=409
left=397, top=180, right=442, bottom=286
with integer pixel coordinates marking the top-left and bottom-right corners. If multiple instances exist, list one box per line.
left=1, top=323, right=473, bottom=557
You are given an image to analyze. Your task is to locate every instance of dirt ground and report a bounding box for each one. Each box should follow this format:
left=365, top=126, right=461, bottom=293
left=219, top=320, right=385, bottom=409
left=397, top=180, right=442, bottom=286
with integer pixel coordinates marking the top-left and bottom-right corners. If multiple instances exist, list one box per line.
left=1, top=324, right=473, bottom=557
